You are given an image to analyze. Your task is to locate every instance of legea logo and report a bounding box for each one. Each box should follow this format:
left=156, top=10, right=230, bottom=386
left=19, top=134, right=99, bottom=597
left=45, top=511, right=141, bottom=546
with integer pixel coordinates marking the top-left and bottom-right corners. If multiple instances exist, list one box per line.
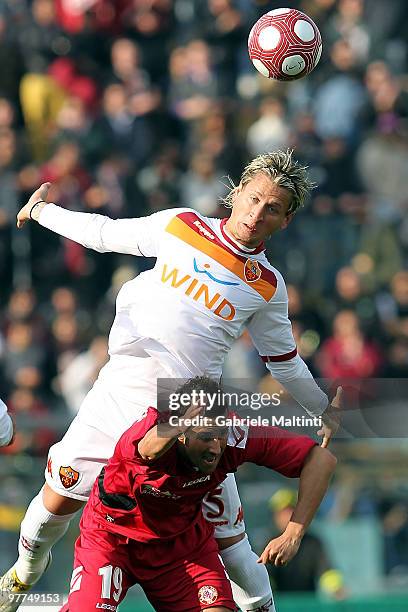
left=161, top=264, right=236, bottom=320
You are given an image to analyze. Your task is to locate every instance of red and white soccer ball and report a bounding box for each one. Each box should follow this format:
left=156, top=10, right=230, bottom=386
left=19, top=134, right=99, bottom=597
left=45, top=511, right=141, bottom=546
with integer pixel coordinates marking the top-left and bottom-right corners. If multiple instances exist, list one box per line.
left=248, top=8, right=322, bottom=81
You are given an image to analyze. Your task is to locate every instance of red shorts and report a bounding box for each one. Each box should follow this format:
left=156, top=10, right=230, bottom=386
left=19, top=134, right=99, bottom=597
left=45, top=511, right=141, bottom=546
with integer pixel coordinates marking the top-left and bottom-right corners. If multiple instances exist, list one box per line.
left=61, top=521, right=235, bottom=612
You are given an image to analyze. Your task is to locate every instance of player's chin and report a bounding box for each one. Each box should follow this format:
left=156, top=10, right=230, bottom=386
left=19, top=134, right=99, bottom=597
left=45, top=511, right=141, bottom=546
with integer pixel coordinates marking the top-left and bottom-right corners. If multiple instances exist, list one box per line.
left=238, top=222, right=260, bottom=244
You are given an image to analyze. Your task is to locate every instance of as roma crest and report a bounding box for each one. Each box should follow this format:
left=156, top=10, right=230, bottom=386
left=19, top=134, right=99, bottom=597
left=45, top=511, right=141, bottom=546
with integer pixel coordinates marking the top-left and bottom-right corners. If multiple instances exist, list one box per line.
left=59, top=465, right=80, bottom=489
left=244, top=258, right=261, bottom=282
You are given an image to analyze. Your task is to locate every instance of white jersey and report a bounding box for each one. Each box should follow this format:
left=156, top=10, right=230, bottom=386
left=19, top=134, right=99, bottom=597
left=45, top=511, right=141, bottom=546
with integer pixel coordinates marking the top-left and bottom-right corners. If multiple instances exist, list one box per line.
left=39, top=205, right=327, bottom=417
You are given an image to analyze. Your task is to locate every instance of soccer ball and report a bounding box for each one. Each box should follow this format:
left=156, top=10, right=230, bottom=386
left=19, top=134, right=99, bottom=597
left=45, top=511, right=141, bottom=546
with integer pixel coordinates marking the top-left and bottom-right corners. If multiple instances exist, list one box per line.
left=248, top=8, right=322, bottom=81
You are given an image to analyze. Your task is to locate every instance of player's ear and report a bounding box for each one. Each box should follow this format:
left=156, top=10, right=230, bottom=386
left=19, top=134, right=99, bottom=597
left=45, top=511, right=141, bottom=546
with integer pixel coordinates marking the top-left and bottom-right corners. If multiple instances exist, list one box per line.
left=281, top=212, right=294, bottom=229
left=178, top=433, right=186, bottom=445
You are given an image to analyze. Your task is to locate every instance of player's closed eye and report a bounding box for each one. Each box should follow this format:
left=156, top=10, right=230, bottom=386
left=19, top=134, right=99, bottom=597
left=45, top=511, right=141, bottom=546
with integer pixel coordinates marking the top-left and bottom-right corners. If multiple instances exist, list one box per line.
left=198, top=434, right=215, bottom=442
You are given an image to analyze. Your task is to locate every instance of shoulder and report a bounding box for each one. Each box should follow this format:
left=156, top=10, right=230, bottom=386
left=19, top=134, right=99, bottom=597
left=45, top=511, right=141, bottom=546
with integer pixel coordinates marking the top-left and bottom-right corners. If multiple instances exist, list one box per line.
left=253, top=256, right=288, bottom=306
left=147, top=207, right=194, bottom=231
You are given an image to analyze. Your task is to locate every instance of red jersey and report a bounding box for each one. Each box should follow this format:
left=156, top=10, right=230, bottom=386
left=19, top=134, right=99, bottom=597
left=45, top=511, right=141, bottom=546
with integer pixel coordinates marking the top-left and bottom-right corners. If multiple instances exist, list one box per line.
left=84, top=408, right=316, bottom=543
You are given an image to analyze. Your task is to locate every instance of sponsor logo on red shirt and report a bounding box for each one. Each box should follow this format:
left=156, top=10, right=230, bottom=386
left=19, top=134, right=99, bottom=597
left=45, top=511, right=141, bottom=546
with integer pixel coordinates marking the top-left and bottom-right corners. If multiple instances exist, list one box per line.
left=141, top=484, right=181, bottom=500
left=182, top=474, right=211, bottom=488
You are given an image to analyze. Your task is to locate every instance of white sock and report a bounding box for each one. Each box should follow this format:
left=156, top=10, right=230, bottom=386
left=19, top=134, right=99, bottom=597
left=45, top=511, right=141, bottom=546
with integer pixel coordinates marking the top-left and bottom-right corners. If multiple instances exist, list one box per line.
left=219, top=535, right=276, bottom=611
left=14, top=489, right=77, bottom=585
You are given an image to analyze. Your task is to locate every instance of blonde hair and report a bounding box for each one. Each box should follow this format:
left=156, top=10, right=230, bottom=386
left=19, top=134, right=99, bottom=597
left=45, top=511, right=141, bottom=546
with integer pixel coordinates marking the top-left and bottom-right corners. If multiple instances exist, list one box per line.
left=223, top=149, right=315, bottom=215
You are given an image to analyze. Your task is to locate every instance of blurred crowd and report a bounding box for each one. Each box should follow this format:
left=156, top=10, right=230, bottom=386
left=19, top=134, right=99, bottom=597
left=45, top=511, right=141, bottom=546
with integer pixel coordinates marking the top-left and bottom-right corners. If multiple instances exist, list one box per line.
left=0, top=0, right=407, bottom=455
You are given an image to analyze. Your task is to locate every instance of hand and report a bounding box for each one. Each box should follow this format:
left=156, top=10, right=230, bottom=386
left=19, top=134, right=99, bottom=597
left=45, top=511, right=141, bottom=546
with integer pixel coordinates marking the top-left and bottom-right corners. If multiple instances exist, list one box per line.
left=258, top=525, right=303, bottom=566
left=317, top=386, right=343, bottom=449
left=16, top=182, right=52, bottom=228
left=176, top=401, right=205, bottom=434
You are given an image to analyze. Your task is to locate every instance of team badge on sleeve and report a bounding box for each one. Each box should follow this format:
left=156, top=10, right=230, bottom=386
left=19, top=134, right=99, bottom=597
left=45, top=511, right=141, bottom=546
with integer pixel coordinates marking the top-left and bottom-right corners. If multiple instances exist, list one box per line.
left=198, top=585, right=218, bottom=605
left=244, top=258, right=261, bottom=282
left=59, top=465, right=80, bottom=489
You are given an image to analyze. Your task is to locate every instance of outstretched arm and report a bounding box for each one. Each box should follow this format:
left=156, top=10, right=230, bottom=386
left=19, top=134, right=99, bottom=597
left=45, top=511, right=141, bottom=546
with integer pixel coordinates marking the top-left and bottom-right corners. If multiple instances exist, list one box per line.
left=17, top=182, right=171, bottom=257
left=258, top=446, right=336, bottom=566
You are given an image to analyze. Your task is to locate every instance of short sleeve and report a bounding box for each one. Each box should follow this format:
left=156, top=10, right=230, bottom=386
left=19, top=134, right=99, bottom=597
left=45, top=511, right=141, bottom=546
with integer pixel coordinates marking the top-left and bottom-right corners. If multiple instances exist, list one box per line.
left=241, top=426, right=317, bottom=478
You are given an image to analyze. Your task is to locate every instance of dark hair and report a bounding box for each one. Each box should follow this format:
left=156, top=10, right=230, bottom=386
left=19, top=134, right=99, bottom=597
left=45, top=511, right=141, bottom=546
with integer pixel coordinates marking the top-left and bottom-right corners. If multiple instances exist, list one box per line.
left=175, top=376, right=228, bottom=419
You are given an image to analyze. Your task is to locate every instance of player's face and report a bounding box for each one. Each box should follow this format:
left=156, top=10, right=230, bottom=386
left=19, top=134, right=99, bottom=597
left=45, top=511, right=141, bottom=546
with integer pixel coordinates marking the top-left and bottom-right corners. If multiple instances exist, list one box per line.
left=226, top=173, right=293, bottom=248
left=182, top=427, right=228, bottom=474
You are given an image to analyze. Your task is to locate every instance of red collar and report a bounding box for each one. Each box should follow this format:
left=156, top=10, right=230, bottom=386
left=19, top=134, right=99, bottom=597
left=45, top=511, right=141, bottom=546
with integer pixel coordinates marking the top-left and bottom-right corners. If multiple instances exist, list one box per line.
left=220, top=218, right=265, bottom=255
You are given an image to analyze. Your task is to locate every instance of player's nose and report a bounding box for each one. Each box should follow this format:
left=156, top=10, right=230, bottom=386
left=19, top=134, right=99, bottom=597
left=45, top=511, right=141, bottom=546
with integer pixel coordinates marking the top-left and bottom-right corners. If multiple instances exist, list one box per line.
left=208, top=439, right=222, bottom=454
left=249, top=203, right=264, bottom=223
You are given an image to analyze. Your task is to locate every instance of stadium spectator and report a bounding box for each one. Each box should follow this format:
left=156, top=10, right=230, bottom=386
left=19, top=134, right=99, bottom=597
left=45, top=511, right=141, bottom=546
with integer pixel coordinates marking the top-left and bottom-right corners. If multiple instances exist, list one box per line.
left=2, top=322, right=45, bottom=392
left=108, top=37, right=161, bottom=116
left=326, top=267, right=379, bottom=337
left=168, top=40, right=219, bottom=122
left=313, top=38, right=367, bottom=142
left=377, top=271, right=408, bottom=341
left=47, top=57, right=98, bottom=113
left=122, top=0, right=174, bottom=83
left=200, top=0, right=246, bottom=95
left=0, top=14, right=25, bottom=120
left=324, top=0, right=371, bottom=66
left=247, top=97, right=290, bottom=157
left=357, top=131, right=408, bottom=222
left=17, top=0, right=67, bottom=160
left=190, top=107, right=244, bottom=179
left=381, top=498, right=408, bottom=576
left=383, top=339, right=408, bottom=377
left=136, top=149, right=182, bottom=213
left=180, top=151, right=227, bottom=215
left=316, top=310, right=383, bottom=379
left=51, top=96, right=95, bottom=167
left=2, top=388, right=55, bottom=457
left=89, top=82, right=153, bottom=166
left=335, top=193, right=403, bottom=293
left=58, top=336, right=108, bottom=416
